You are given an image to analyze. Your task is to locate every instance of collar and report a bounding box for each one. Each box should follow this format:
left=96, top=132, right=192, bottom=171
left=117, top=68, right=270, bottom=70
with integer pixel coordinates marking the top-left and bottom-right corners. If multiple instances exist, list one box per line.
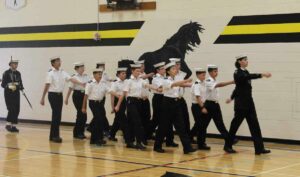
left=208, top=76, right=216, bottom=82
left=156, top=73, right=163, bottom=78
left=52, top=67, right=61, bottom=71
left=130, top=75, right=140, bottom=80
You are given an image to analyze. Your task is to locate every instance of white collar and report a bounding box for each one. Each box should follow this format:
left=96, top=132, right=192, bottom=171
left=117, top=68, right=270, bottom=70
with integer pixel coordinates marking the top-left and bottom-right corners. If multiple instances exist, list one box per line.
left=130, top=75, right=140, bottom=80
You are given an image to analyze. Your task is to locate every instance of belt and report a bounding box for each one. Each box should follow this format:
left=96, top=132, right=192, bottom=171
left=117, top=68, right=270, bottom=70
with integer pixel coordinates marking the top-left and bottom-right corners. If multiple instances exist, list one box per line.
left=206, top=100, right=219, bottom=103
left=89, top=99, right=102, bottom=103
left=74, top=90, right=85, bottom=93
left=164, top=96, right=181, bottom=101
left=49, top=92, right=63, bottom=95
left=127, top=97, right=142, bottom=100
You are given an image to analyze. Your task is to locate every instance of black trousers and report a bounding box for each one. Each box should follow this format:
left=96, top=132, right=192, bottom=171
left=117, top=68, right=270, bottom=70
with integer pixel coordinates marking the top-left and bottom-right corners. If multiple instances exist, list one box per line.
left=72, top=90, right=87, bottom=136
left=179, top=98, right=190, bottom=135
left=228, top=104, right=264, bottom=151
left=148, top=94, right=174, bottom=142
left=140, top=98, right=151, bottom=140
left=191, top=104, right=208, bottom=146
left=89, top=97, right=110, bottom=132
left=203, top=101, right=231, bottom=146
left=126, top=97, right=145, bottom=144
left=48, top=92, right=63, bottom=139
left=4, top=89, right=20, bottom=124
left=154, top=97, right=192, bottom=151
left=89, top=100, right=105, bottom=143
left=110, top=98, right=130, bottom=143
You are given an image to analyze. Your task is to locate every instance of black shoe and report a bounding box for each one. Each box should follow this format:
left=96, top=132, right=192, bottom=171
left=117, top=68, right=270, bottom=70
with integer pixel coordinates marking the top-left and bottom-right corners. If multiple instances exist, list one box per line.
left=11, top=126, right=19, bottom=133
left=126, top=143, right=136, bottom=149
left=190, top=138, right=197, bottom=144
left=223, top=146, right=237, bottom=153
left=50, top=137, right=63, bottom=143
left=166, top=142, right=179, bottom=147
left=154, top=147, right=165, bottom=153
left=5, top=125, right=13, bottom=132
left=184, top=148, right=197, bottom=154
left=95, top=140, right=107, bottom=146
left=103, top=131, right=110, bottom=138
left=86, top=126, right=91, bottom=133
left=135, top=143, right=146, bottom=150
left=255, top=149, right=271, bottom=155
left=74, top=134, right=86, bottom=140
left=109, top=137, right=118, bottom=142
left=198, top=144, right=211, bottom=150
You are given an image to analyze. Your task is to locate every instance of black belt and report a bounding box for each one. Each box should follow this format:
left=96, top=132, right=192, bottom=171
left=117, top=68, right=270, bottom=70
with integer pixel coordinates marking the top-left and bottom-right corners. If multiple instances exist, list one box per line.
left=206, top=100, right=219, bottom=104
left=89, top=100, right=102, bottom=103
left=74, top=90, right=85, bottom=93
left=164, top=96, right=181, bottom=101
left=127, top=97, right=142, bottom=101
left=49, top=92, right=63, bottom=95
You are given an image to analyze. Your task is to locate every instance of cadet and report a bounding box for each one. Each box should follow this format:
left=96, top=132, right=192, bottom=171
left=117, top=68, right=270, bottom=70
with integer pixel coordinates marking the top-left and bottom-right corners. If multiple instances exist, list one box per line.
left=82, top=68, right=110, bottom=146
left=227, top=55, right=271, bottom=155
left=109, top=67, right=130, bottom=144
left=203, top=64, right=236, bottom=153
left=40, top=57, right=85, bottom=143
left=1, top=58, right=24, bottom=133
left=115, top=63, right=159, bottom=150
left=154, top=62, right=196, bottom=154
left=190, top=68, right=210, bottom=150
left=65, top=62, right=90, bottom=139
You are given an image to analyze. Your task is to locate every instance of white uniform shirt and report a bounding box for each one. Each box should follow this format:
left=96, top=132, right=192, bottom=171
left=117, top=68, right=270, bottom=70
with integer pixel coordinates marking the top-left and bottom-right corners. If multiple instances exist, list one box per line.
left=163, top=76, right=180, bottom=98
left=110, top=77, right=126, bottom=96
left=191, top=79, right=206, bottom=104
left=205, top=76, right=219, bottom=101
left=175, top=71, right=187, bottom=97
left=69, top=73, right=90, bottom=91
left=152, top=73, right=165, bottom=95
left=123, top=75, right=147, bottom=98
left=46, top=67, right=71, bottom=93
left=140, top=73, right=150, bottom=98
left=85, top=79, right=109, bottom=101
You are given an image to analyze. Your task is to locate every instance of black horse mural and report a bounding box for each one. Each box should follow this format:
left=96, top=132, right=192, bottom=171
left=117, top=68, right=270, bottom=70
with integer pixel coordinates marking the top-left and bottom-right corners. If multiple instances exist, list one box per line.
left=118, top=22, right=204, bottom=79
left=139, top=21, right=204, bottom=79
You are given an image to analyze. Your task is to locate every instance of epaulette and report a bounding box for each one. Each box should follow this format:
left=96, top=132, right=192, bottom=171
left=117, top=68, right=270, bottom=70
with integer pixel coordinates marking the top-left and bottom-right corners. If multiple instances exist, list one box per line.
left=48, top=69, right=52, bottom=72
left=206, top=79, right=211, bottom=82
left=88, top=80, right=93, bottom=83
left=71, top=74, right=75, bottom=77
left=195, top=81, right=199, bottom=84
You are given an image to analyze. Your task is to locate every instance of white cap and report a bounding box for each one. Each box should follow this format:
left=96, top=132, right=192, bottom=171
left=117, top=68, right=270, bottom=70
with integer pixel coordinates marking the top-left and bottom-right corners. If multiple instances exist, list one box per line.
left=236, top=55, right=247, bottom=60
left=207, top=64, right=218, bottom=69
left=169, top=58, right=180, bottom=63
left=130, top=64, right=142, bottom=68
left=195, top=68, right=206, bottom=72
left=73, top=62, right=84, bottom=67
left=164, top=62, right=176, bottom=70
left=136, top=60, right=145, bottom=64
left=117, top=67, right=127, bottom=72
left=9, top=59, right=19, bottom=64
left=93, top=68, right=104, bottom=73
left=154, top=62, right=165, bottom=68
left=49, top=56, right=60, bottom=62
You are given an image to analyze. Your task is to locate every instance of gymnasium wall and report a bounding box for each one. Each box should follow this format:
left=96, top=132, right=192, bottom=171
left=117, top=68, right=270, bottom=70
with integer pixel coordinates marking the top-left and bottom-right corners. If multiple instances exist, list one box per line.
left=0, top=0, right=300, bottom=140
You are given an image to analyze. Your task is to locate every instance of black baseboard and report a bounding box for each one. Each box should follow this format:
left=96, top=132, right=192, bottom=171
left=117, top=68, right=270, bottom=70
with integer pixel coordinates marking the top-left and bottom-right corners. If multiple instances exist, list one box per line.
left=1, top=117, right=300, bottom=145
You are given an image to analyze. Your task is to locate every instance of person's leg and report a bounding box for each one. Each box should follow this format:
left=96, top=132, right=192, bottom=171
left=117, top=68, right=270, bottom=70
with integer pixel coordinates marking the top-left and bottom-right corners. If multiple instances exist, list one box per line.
left=180, top=98, right=190, bottom=135
left=48, top=93, right=63, bottom=141
left=110, top=97, right=122, bottom=140
left=228, top=110, right=246, bottom=147
left=89, top=101, right=104, bottom=145
left=148, top=95, right=161, bottom=138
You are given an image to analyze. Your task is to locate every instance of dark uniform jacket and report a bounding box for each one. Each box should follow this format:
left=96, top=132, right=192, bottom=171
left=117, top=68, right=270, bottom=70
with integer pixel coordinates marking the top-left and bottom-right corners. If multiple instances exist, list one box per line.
left=1, top=69, right=24, bottom=92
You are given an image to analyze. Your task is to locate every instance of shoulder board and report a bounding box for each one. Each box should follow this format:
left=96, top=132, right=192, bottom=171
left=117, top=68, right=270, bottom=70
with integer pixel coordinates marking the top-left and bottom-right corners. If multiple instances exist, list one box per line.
left=195, top=81, right=199, bottom=84
left=71, top=74, right=75, bottom=77
left=88, top=80, right=93, bottom=83
left=48, top=69, right=52, bottom=72
left=206, top=79, right=211, bottom=82
left=164, top=77, right=168, bottom=79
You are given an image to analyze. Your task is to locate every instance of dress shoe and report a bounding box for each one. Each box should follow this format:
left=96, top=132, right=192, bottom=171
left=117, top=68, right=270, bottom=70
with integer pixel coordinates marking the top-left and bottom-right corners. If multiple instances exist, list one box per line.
left=126, top=143, right=136, bottom=149
left=50, top=137, right=63, bottom=143
left=166, top=142, right=179, bottom=147
left=223, top=146, right=237, bottom=153
left=184, top=148, right=197, bottom=154
left=255, top=149, right=271, bottom=155
left=135, top=143, right=146, bottom=150
left=154, top=147, right=165, bottom=153
left=198, top=144, right=211, bottom=150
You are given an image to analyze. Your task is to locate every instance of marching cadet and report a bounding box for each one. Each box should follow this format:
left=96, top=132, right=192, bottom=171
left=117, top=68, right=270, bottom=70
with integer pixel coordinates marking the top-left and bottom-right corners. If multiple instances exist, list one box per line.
left=40, top=57, right=85, bottom=143
left=87, top=62, right=111, bottom=136
left=109, top=67, right=130, bottom=144
left=64, top=62, right=90, bottom=139
left=154, top=62, right=196, bottom=154
left=82, top=68, right=110, bottom=146
left=148, top=62, right=178, bottom=147
left=203, top=64, right=236, bottom=153
left=115, top=63, right=160, bottom=150
left=190, top=68, right=211, bottom=150
left=226, top=55, right=271, bottom=155
left=137, top=60, right=152, bottom=145
left=169, top=58, right=192, bottom=141
left=1, top=58, right=24, bottom=132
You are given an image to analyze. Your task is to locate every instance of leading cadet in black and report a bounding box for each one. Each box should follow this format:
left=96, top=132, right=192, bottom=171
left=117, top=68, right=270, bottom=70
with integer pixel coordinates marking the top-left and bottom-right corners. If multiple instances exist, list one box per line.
left=154, top=62, right=196, bottom=154
left=226, top=55, right=272, bottom=155
left=82, top=68, right=110, bottom=146
left=65, top=62, right=90, bottom=139
left=204, top=64, right=236, bottom=153
left=1, top=59, right=24, bottom=133
left=40, top=57, right=85, bottom=143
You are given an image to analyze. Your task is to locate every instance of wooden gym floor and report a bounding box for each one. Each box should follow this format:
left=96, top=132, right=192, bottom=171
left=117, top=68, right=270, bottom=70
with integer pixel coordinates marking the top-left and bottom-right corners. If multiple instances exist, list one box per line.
left=0, top=123, right=299, bottom=177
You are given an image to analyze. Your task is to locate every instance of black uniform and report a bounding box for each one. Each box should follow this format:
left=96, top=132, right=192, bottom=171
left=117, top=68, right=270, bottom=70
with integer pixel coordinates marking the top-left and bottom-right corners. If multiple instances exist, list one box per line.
left=72, top=90, right=87, bottom=137
left=228, top=68, right=265, bottom=152
left=1, top=69, right=23, bottom=124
